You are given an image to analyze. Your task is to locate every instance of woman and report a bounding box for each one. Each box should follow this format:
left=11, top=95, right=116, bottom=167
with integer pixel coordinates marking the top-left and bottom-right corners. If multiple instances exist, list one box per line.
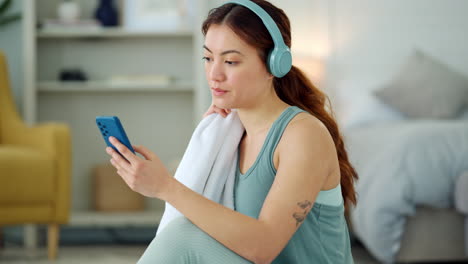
left=106, top=0, right=358, bottom=263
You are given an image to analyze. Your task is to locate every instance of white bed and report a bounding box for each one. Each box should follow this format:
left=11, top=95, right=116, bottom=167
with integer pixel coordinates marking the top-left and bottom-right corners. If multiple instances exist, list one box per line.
left=319, top=1, right=468, bottom=262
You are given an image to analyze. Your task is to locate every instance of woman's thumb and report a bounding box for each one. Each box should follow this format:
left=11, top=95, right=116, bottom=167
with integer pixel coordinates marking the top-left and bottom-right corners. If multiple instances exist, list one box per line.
left=133, top=145, right=154, bottom=160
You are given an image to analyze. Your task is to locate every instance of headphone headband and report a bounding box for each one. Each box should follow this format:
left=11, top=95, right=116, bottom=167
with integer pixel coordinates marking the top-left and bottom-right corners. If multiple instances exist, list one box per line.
left=226, top=0, right=286, bottom=49
left=224, top=0, right=292, bottom=77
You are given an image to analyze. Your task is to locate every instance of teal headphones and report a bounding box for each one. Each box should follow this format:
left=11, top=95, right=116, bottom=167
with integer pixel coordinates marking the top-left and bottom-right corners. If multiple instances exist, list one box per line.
left=225, top=0, right=292, bottom=78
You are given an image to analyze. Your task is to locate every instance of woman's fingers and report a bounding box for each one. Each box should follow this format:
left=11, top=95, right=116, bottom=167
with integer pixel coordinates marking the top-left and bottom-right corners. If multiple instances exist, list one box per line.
left=221, top=108, right=231, bottom=116
left=133, top=145, right=156, bottom=161
left=108, top=149, right=130, bottom=171
left=203, top=104, right=231, bottom=118
left=217, top=106, right=228, bottom=117
left=110, top=157, right=129, bottom=180
left=202, top=108, right=215, bottom=118
left=203, top=104, right=218, bottom=117
left=108, top=137, right=139, bottom=164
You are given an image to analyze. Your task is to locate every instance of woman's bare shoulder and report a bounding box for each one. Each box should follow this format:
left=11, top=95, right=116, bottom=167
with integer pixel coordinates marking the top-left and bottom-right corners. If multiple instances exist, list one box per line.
left=279, top=112, right=336, bottom=157
left=286, top=112, right=332, bottom=140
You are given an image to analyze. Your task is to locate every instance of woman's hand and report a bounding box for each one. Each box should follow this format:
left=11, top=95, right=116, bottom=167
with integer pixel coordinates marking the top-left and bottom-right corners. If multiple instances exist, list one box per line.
left=203, top=103, right=231, bottom=118
left=105, top=136, right=172, bottom=200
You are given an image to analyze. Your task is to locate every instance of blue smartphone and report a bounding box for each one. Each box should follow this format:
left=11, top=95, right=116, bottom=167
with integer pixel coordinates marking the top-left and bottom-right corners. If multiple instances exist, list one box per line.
left=96, top=116, right=135, bottom=156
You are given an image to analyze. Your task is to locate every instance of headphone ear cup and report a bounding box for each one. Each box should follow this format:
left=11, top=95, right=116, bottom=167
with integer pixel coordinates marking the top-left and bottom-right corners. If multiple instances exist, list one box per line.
left=266, top=49, right=275, bottom=76
left=268, top=46, right=292, bottom=78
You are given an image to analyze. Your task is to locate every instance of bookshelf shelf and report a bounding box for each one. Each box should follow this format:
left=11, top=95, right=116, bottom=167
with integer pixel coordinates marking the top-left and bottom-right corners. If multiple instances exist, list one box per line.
left=37, top=80, right=194, bottom=93
left=37, top=27, right=194, bottom=38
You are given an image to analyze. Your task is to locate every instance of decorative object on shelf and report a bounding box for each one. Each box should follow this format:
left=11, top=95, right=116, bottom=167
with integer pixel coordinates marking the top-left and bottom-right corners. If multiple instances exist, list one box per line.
left=0, top=0, right=21, bottom=27
left=94, top=0, right=119, bottom=27
left=123, top=0, right=191, bottom=31
left=93, top=163, right=145, bottom=212
left=39, top=0, right=99, bottom=32
left=57, top=0, right=80, bottom=23
left=40, top=18, right=100, bottom=32
left=59, top=68, right=88, bottom=82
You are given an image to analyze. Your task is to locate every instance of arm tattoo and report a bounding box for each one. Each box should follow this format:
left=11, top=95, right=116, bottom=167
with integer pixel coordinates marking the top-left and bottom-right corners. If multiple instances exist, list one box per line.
left=293, top=200, right=312, bottom=227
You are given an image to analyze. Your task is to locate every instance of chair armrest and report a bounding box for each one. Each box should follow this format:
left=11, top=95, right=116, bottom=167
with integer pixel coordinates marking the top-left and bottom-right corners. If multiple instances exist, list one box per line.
left=4, top=122, right=72, bottom=223
left=4, top=122, right=65, bottom=155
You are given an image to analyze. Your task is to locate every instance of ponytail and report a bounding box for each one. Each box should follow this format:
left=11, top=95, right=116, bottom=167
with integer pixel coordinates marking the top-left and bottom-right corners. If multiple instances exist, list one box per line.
left=274, top=66, right=358, bottom=208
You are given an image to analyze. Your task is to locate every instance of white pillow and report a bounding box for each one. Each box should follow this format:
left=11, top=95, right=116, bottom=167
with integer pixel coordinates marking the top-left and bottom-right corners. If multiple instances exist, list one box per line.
left=339, top=92, right=406, bottom=131
left=374, top=50, right=468, bottom=119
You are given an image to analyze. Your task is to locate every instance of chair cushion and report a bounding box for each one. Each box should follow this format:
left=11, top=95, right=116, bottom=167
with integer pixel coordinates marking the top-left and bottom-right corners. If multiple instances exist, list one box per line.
left=0, top=145, right=55, bottom=203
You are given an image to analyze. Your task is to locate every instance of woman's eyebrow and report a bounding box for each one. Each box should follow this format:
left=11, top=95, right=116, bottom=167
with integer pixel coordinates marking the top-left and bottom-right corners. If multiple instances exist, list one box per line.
left=203, top=45, right=244, bottom=56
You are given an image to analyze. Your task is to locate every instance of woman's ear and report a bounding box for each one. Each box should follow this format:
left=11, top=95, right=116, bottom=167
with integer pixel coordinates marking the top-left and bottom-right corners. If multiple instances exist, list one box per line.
left=266, top=73, right=274, bottom=80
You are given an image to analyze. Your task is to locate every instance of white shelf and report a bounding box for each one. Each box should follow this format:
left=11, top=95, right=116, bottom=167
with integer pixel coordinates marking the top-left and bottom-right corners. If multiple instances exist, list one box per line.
left=37, top=27, right=194, bottom=38
left=69, top=210, right=164, bottom=227
left=37, top=80, right=194, bottom=93
left=23, top=0, right=209, bottom=225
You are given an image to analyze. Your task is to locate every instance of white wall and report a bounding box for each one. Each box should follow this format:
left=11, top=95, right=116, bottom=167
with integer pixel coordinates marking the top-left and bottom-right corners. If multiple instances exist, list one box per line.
left=330, top=0, right=468, bottom=89
left=273, top=0, right=468, bottom=118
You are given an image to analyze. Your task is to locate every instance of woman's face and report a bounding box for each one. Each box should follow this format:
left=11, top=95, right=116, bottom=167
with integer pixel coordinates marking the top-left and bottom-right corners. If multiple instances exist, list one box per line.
left=203, top=24, right=273, bottom=109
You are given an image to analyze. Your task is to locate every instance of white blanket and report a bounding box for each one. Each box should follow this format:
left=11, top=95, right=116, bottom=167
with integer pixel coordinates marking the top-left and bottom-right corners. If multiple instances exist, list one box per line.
left=156, top=111, right=245, bottom=236
left=345, top=120, right=468, bottom=263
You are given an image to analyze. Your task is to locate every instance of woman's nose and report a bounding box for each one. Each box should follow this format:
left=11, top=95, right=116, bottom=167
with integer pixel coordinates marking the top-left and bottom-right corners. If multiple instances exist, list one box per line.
left=208, top=62, right=226, bottom=83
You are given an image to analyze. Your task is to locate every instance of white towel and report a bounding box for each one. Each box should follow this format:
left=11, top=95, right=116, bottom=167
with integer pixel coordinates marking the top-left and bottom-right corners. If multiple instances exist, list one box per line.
left=156, top=110, right=245, bottom=236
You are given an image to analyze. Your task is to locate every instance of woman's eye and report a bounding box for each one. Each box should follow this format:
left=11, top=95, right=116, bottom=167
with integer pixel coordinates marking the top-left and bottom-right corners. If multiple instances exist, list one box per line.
left=202, top=57, right=237, bottom=65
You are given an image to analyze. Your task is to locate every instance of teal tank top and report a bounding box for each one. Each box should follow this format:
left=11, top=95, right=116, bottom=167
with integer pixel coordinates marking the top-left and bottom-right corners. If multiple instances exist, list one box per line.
left=234, top=106, right=354, bottom=264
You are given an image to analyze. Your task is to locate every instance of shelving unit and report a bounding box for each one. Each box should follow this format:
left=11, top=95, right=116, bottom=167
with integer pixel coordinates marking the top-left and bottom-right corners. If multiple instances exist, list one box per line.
left=37, top=27, right=194, bottom=38
left=37, top=80, right=193, bottom=93
left=22, top=0, right=212, bottom=230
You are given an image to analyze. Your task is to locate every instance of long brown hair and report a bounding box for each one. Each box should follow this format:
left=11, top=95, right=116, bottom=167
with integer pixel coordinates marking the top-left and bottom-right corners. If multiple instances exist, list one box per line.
left=202, top=0, right=358, bottom=208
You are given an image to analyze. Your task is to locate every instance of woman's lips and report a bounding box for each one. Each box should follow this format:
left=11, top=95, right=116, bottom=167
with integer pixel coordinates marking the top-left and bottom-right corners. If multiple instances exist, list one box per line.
left=211, top=88, right=228, bottom=96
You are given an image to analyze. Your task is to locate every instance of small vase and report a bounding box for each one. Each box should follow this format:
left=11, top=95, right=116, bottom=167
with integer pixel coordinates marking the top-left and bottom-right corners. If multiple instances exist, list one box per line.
left=57, top=1, right=81, bottom=23
left=95, top=0, right=118, bottom=27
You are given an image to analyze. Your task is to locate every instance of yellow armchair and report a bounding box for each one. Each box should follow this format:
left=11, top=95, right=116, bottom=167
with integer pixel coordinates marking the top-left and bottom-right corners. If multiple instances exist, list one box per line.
left=0, top=50, right=72, bottom=260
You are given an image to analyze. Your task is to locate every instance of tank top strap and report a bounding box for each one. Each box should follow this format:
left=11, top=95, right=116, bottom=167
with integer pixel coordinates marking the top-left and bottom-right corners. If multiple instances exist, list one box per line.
left=263, top=106, right=306, bottom=160
left=262, top=106, right=343, bottom=207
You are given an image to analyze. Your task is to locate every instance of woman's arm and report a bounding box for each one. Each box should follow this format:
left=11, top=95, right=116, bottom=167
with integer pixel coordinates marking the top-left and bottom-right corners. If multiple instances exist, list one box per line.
left=107, top=115, right=336, bottom=264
